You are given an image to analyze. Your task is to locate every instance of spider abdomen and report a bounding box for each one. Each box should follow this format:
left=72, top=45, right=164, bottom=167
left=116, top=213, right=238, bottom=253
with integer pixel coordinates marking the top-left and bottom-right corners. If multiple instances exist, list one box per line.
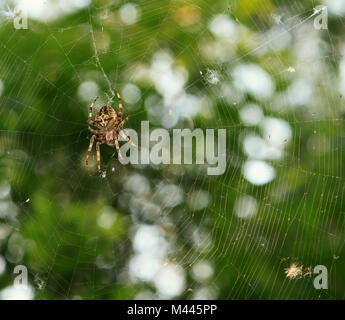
left=95, top=106, right=117, bottom=127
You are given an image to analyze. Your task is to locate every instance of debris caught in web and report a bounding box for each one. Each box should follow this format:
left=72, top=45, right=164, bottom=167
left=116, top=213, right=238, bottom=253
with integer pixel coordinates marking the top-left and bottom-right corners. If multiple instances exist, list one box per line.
left=284, top=263, right=303, bottom=279
left=34, top=274, right=46, bottom=291
left=203, top=68, right=220, bottom=85
left=1, top=5, right=16, bottom=21
left=284, top=263, right=313, bottom=279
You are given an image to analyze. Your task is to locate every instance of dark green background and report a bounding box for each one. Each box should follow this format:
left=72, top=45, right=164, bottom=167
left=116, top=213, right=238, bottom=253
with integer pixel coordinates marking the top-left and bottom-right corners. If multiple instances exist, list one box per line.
left=0, top=0, right=344, bottom=299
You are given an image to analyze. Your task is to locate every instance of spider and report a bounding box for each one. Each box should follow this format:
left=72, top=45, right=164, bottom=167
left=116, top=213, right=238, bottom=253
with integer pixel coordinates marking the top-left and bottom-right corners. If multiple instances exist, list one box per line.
left=85, top=90, right=138, bottom=175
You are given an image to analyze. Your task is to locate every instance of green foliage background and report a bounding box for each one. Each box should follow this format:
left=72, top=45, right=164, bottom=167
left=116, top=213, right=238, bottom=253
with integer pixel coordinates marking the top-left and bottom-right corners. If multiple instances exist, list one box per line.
left=0, top=0, right=344, bottom=299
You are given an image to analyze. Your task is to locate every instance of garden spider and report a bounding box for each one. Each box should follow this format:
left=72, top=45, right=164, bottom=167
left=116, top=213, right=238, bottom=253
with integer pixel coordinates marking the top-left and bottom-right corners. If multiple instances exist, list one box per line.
left=85, top=90, right=138, bottom=175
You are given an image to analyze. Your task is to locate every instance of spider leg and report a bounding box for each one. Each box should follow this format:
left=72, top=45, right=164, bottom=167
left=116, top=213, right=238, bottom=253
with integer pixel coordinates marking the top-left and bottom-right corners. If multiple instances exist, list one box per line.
left=88, top=127, right=104, bottom=134
left=115, top=138, right=123, bottom=160
left=88, top=96, right=99, bottom=127
left=115, top=90, right=123, bottom=125
left=119, top=131, right=139, bottom=149
left=86, top=134, right=97, bottom=165
left=118, top=116, right=129, bottom=130
left=96, top=140, right=104, bottom=175
left=86, top=135, right=105, bottom=175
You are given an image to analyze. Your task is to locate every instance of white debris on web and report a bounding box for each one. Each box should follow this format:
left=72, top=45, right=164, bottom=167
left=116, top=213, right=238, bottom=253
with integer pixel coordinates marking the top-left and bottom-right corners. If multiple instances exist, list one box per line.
left=312, top=5, right=326, bottom=16
left=285, top=263, right=303, bottom=279
left=284, top=263, right=312, bottom=280
left=34, top=274, right=46, bottom=291
left=203, top=68, right=220, bottom=85
left=0, top=5, right=16, bottom=21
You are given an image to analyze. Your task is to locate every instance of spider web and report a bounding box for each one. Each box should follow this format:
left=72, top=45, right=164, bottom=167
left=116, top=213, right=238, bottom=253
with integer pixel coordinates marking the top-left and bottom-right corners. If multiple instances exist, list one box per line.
left=0, top=0, right=344, bottom=300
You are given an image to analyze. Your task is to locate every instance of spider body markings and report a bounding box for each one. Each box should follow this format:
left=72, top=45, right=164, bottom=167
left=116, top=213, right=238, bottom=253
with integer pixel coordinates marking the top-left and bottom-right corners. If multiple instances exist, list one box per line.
left=85, top=90, right=138, bottom=175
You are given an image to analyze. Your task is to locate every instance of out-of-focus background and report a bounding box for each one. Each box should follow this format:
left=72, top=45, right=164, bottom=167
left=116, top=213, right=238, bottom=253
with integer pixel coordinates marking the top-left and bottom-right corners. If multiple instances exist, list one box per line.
left=0, top=0, right=344, bottom=300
